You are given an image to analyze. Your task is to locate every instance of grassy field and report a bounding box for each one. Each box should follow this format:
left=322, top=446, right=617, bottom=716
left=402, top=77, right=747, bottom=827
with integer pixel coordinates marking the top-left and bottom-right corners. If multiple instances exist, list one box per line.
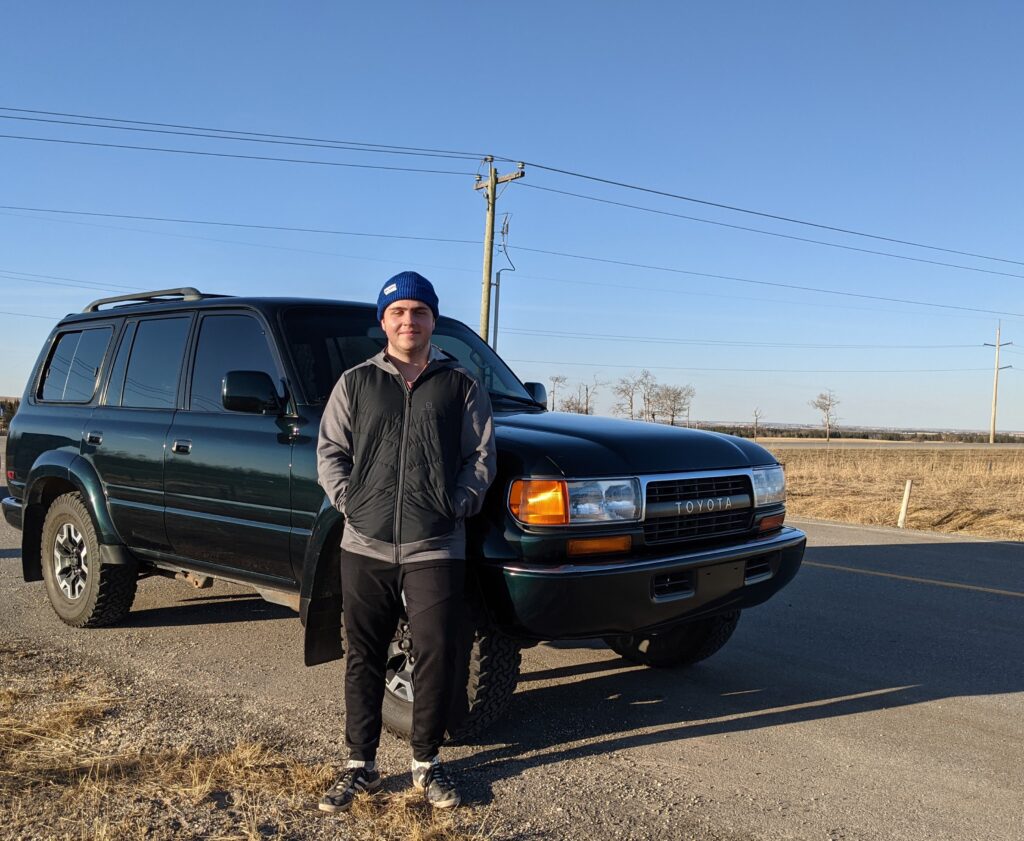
left=0, top=645, right=485, bottom=841
left=776, top=446, right=1024, bottom=542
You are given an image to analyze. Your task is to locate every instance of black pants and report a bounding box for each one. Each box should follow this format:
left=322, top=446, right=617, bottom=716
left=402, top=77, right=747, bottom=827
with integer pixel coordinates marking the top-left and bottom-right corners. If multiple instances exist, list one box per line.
left=339, top=549, right=465, bottom=763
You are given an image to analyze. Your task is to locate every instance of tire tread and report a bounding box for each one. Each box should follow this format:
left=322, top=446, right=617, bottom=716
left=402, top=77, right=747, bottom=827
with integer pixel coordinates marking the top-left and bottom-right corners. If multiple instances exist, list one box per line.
left=41, top=493, right=137, bottom=628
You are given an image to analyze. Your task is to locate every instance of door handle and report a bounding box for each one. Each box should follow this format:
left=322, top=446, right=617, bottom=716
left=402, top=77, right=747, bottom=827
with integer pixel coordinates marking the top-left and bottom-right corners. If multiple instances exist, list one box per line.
left=172, top=439, right=193, bottom=455
left=86, top=431, right=103, bottom=446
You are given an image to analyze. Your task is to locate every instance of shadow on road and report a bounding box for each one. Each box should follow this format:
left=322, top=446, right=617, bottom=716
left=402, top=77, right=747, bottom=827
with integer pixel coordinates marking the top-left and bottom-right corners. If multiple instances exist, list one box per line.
left=457, top=539, right=1024, bottom=802
left=122, top=592, right=294, bottom=628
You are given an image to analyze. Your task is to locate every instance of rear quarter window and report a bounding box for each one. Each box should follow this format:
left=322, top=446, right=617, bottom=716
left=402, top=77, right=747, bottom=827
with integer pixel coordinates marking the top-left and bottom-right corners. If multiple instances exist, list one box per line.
left=38, top=327, right=113, bottom=403
left=120, top=317, right=191, bottom=409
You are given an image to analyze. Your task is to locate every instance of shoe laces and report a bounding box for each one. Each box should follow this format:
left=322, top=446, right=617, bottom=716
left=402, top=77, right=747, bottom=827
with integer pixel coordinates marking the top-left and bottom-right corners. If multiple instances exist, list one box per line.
left=335, top=766, right=368, bottom=793
left=425, top=761, right=455, bottom=790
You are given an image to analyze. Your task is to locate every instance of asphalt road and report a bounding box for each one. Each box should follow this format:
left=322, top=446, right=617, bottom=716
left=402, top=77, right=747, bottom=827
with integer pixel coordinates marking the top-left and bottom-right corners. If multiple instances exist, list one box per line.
left=1, top=502, right=1021, bottom=840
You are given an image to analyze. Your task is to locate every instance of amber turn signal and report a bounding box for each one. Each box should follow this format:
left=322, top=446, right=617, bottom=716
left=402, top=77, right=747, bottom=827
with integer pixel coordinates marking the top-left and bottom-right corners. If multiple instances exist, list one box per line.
left=508, top=479, right=569, bottom=525
left=567, top=535, right=632, bottom=557
left=758, top=513, right=786, bottom=533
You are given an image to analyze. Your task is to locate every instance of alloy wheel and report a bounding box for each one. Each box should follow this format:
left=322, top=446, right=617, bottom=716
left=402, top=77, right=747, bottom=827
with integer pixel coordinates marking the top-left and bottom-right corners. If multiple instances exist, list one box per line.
left=52, top=522, right=89, bottom=600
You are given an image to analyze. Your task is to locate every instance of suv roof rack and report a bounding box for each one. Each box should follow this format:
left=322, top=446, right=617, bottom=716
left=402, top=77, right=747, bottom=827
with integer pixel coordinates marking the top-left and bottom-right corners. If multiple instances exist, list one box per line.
left=83, top=287, right=227, bottom=313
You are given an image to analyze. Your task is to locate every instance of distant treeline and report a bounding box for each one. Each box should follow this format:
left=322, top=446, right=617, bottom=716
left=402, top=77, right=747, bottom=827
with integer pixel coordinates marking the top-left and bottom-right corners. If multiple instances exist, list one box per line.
left=698, top=423, right=1021, bottom=444
left=0, top=397, right=20, bottom=434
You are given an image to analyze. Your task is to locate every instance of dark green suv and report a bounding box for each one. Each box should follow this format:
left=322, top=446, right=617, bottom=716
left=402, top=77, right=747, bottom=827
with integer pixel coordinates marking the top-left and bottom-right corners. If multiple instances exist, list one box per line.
left=3, top=288, right=805, bottom=739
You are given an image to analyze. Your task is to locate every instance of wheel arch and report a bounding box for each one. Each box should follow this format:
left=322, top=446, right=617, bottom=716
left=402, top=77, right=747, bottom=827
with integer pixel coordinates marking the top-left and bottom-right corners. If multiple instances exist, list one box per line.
left=22, top=453, right=121, bottom=582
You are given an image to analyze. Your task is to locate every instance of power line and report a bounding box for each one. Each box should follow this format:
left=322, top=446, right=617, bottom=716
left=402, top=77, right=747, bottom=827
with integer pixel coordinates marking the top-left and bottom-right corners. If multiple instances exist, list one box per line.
left=0, top=208, right=475, bottom=276
left=5, top=201, right=1020, bottom=319
left=0, top=205, right=479, bottom=245
left=510, top=271, right=1015, bottom=323
left=501, top=328, right=985, bottom=350
left=509, top=244, right=1024, bottom=319
left=0, top=113, right=482, bottom=162
left=0, top=106, right=486, bottom=159
left=0, top=308, right=58, bottom=321
left=1, top=268, right=138, bottom=289
left=5, top=105, right=1019, bottom=268
left=513, top=161, right=1024, bottom=268
left=515, top=182, right=1024, bottom=280
left=506, top=358, right=1000, bottom=374
left=0, top=133, right=478, bottom=176
left=0, top=269, right=140, bottom=293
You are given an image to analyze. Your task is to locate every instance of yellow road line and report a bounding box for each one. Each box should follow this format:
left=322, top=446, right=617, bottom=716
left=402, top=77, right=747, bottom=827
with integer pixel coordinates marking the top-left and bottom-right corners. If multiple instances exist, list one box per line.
left=804, top=560, right=1024, bottom=598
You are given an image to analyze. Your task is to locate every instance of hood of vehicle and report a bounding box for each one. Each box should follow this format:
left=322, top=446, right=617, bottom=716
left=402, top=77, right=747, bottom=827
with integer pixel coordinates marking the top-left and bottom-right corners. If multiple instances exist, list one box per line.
left=494, top=411, right=777, bottom=476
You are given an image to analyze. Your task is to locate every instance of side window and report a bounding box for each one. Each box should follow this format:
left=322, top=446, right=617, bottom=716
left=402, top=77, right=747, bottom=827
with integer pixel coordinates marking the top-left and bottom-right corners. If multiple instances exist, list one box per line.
left=40, top=327, right=113, bottom=403
left=103, top=322, right=137, bottom=407
left=121, top=317, right=191, bottom=409
left=189, top=314, right=280, bottom=413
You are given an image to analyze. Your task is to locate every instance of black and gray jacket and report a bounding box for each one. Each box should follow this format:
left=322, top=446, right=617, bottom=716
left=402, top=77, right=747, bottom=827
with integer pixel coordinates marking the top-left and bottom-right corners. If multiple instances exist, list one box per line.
left=317, top=346, right=496, bottom=564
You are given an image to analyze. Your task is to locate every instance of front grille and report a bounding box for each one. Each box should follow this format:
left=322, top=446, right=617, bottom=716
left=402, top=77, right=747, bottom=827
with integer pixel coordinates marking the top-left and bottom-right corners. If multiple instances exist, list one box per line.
left=643, top=474, right=754, bottom=544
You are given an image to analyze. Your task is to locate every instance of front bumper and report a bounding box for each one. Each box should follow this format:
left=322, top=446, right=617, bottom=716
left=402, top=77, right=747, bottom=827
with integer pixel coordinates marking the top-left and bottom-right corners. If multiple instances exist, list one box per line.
left=480, top=526, right=806, bottom=639
left=1, top=495, right=22, bottom=531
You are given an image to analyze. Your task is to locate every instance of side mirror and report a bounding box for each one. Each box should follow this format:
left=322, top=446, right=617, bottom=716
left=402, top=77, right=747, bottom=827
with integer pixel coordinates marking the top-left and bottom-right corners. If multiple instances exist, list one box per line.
left=222, top=371, right=283, bottom=415
left=524, top=382, right=547, bottom=408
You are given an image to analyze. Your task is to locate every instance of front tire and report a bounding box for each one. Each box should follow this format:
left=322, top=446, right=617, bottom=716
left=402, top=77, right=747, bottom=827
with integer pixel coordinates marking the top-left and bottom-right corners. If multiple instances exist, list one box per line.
left=604, top=611, right=741, bottom=668
left=381, top=617, right=521, bottom=743
left=40, top=492, right=137, bottom=627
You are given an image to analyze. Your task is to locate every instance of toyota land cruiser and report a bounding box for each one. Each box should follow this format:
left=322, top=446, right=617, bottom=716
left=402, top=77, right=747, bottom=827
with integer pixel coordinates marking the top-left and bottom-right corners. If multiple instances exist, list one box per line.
left=2, top=287, right=805, bottom=739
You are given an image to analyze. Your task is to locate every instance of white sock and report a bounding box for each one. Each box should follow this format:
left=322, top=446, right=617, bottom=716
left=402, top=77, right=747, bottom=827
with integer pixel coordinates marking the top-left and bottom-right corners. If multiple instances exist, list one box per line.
left=347, top=759, right=376, bottom=771
left=411, top=756, right=437, bottom=771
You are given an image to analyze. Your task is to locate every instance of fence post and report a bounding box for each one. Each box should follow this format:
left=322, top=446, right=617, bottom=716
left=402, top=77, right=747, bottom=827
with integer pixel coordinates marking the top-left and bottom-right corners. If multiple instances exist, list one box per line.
left=897, top=479, right=913, bottom=528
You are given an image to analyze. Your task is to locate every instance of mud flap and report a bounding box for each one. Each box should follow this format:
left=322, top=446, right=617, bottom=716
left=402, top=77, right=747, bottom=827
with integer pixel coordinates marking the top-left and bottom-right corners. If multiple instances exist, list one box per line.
left=303, top=593, right=344, bottom=666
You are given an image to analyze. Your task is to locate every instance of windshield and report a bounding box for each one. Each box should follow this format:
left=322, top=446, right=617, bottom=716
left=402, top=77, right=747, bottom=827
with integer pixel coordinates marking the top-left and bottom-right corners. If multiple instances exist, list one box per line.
left=281, top=304, right=534, bottom=405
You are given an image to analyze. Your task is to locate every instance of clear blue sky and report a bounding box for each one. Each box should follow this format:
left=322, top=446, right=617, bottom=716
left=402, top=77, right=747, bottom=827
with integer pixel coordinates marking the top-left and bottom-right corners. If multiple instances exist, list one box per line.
left=2, top=1, right=1021, bottom=430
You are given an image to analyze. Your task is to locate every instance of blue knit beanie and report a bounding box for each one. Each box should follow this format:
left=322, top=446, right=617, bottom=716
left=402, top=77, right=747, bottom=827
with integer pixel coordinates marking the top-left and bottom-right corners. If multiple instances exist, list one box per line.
left=376, top=271, right=439, bottom=321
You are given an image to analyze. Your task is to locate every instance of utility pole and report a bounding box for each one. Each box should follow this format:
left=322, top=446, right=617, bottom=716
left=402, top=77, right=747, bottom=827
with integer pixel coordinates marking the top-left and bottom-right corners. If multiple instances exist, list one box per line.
left=985, top=321, right=1013, bottom=444
left=474, top=158, right=524, bottom=342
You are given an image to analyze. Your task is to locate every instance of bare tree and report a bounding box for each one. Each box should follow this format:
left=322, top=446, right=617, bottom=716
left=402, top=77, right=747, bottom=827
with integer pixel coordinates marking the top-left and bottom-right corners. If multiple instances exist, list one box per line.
left=561, top=376, right=604, bottom=415
left=560, top=391, right=586, bottom=413
left=653, top=384, right=695, bottom=426
left=612, top=373, right=641, bottom=419
left=809, top=390, right=840, bottom=442
left=637, top=370, right=658, bottom=421
left=560, top=383, right=590, bottom=414
left=581, top=375, right=604, bottom=415
left=549, top=374, right=567, bottom=412
left=752, top=407, right=764, bottom=441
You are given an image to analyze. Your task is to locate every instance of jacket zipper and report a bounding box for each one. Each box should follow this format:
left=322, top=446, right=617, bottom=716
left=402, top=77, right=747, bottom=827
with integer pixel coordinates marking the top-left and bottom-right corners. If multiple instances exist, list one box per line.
left=393, top=381, right=413, bottom=564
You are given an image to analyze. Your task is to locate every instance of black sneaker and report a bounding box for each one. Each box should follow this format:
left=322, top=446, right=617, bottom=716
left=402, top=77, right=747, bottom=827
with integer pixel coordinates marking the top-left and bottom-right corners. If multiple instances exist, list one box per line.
left=412, top=759, right=461, bottom=808
left=318, top=766, right=383, bottom=813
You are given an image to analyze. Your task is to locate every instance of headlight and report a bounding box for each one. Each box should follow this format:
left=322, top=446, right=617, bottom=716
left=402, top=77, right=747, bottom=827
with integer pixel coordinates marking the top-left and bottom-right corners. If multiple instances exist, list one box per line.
left=752, top=466, right=786, bottom=506
left=568, top=479, right=641, bottom=522
left=509, top=478, right=641, bottom=525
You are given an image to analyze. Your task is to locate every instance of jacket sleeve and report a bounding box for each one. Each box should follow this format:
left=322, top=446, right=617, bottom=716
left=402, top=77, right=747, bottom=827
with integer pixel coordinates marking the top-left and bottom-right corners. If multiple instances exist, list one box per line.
left=317, top=373, right=355, bottom=513
left=453, top=377, right=497, bottom=519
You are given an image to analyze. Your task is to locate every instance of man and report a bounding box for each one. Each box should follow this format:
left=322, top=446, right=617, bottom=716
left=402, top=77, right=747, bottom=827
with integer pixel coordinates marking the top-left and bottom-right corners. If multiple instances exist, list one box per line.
left=316, top=271, right=496, bottom=813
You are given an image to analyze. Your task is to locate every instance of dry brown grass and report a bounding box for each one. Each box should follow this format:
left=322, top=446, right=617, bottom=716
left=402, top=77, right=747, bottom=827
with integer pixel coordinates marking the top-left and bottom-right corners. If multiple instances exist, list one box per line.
left=0, top=645, right=489, bottom=841
left=778, top=447, right=1024, bottom=541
